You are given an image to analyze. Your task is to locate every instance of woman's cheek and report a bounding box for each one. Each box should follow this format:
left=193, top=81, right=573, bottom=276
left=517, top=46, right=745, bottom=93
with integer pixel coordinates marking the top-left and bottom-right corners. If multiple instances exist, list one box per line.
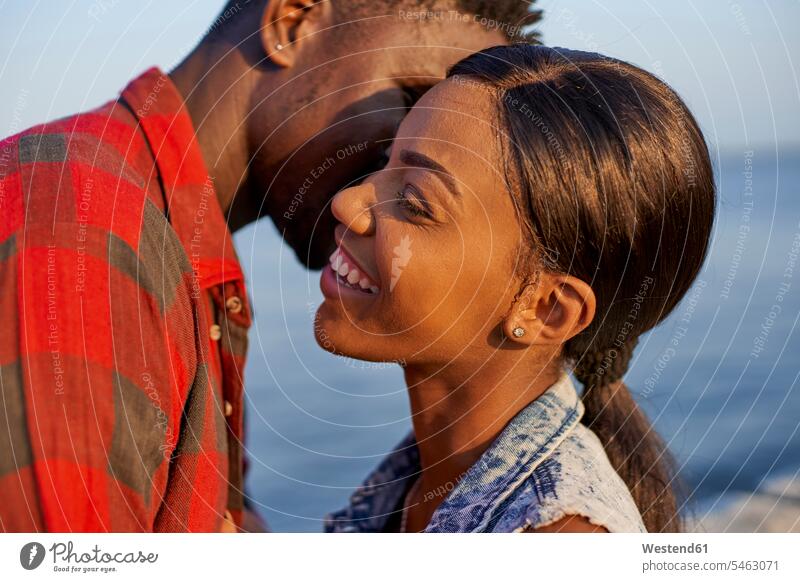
left=376, top=225, right=471, bottom=326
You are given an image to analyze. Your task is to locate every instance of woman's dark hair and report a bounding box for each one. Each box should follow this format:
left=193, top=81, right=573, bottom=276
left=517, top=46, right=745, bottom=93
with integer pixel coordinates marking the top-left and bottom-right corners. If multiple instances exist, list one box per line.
left=448, top=45, right=715, bottom=532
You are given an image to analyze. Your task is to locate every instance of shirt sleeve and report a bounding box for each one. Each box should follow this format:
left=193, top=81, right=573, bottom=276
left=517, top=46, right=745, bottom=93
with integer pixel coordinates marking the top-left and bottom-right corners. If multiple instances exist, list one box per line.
left=0, top=136, right=200, bottom=531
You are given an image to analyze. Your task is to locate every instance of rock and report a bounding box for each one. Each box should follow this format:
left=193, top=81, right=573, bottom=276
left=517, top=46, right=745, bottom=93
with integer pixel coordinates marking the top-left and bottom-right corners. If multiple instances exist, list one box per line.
left=689, top=472, right=800, bottom=533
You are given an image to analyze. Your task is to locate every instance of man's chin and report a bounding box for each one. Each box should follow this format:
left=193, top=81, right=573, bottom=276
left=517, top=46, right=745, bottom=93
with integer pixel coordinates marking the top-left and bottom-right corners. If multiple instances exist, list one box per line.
left=289, top=235, right=335, bottom=270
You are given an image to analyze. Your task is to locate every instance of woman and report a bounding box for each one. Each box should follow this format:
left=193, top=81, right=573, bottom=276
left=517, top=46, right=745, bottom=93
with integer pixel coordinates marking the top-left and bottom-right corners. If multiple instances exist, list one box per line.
left=315, top=45, right=715, bottom=533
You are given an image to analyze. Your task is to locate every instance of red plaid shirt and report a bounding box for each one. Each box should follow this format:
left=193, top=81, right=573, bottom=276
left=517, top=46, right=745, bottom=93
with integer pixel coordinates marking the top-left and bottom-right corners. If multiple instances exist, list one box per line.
left=0, top=68, right=252, bottom=532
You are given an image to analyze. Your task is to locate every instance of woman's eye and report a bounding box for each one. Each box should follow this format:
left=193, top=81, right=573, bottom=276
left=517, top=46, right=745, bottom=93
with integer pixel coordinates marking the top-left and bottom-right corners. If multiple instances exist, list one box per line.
left=395, top=186, right=431, bottom=219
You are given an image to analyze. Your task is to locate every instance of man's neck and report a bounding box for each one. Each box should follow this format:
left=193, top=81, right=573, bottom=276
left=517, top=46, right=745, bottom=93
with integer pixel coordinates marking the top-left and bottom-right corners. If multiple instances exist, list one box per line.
left=169, top=44, right=255, bottom=229
left=400, top=352, right=559, bottom=531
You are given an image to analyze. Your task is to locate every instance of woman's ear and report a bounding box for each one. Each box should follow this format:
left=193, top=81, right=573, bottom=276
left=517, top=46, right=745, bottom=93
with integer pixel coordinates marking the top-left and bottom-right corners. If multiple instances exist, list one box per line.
left=260, top=0, right=329, bottom=68
left=503, top=273, right=596, bottom=346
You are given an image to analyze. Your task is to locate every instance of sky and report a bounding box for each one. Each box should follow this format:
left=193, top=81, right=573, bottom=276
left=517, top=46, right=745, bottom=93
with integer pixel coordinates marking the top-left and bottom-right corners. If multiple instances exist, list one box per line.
left=0, top=0, right=798, bottom=151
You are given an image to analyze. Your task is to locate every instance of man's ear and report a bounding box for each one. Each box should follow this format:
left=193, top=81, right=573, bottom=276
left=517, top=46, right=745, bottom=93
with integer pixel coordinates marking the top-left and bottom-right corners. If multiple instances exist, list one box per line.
left=503, top=273, right=596, bottom=346
left=260, top=0, right=330, bottom=68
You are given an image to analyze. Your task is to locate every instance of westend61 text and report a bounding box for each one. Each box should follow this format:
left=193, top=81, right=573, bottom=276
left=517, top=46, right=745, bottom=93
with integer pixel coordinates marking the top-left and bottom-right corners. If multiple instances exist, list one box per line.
left=642, top=543, right=708, bottom=554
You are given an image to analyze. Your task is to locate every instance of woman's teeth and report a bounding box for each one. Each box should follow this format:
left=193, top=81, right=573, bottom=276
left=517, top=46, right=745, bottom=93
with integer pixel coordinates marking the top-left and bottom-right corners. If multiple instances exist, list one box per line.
left=329, top=248, right=379, bottom=294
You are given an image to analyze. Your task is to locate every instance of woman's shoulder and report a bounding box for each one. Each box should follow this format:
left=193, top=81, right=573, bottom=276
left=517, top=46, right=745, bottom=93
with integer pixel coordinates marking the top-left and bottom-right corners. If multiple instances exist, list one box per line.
left=490, top=423, right=647, bottom=533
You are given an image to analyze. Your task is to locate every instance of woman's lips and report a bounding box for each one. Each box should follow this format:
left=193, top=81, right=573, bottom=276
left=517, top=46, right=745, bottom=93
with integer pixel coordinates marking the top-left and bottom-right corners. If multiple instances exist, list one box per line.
left=325, top=245, right=380, bottom=294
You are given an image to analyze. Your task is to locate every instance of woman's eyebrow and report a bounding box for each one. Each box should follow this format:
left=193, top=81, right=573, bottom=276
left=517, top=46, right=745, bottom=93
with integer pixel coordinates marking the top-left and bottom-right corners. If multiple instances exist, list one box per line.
left=398, top=149, right=462, bottom=198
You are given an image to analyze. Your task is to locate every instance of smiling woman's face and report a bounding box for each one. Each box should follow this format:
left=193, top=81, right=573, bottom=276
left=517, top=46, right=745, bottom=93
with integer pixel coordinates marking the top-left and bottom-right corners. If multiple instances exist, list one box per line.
left=315, top=79, right=527, bottom=367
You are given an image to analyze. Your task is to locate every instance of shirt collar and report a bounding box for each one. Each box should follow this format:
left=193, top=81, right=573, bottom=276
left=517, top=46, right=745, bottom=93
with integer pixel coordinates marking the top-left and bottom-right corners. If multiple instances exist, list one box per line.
left=324, top=373, right=584, bottom=533
left=120, top=67, right=244, bottom=291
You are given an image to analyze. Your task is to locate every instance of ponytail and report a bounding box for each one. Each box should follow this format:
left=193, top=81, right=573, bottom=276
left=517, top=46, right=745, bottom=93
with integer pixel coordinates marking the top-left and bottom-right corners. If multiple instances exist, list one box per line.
left=574, top=340, right=682, bottom=532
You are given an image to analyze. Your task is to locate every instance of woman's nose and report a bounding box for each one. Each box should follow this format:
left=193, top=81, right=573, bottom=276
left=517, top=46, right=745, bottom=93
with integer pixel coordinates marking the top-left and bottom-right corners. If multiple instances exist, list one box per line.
left=331, top=183, right=376, bottom=236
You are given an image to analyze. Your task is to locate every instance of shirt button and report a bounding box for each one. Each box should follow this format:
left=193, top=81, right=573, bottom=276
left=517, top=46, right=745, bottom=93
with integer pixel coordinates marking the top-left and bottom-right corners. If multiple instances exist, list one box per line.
left=209, top=324, right=222, bottom=341
left=224, top=400, right=233, bottom=417
left=225, top=296, right=243, bottom=314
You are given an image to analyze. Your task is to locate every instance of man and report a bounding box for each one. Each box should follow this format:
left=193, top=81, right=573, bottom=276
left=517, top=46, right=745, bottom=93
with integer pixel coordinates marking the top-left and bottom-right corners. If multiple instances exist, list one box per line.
left=0, top=0, right=540, bottom=531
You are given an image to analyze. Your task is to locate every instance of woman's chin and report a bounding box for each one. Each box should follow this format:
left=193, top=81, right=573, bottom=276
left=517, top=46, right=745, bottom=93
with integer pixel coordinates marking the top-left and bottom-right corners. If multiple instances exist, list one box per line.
left=313, top=309, right=396, bottom=363
left=314, top=308, right=362, bottom=358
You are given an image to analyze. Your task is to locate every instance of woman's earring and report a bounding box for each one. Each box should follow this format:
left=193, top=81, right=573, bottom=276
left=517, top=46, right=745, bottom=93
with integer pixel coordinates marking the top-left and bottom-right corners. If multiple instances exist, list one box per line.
left=512, top=327, right=526, bottom=338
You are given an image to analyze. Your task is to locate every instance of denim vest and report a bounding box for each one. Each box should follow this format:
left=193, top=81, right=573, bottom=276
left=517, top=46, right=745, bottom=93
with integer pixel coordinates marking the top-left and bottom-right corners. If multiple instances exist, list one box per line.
left=324, top=373, right=646, bottom=533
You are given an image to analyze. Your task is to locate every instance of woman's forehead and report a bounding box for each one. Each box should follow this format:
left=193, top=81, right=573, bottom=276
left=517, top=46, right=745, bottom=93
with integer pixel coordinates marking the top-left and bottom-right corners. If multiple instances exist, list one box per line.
left=394, top=80, right=503, bottom=172
left=390, top=80, right=514, bottom=224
